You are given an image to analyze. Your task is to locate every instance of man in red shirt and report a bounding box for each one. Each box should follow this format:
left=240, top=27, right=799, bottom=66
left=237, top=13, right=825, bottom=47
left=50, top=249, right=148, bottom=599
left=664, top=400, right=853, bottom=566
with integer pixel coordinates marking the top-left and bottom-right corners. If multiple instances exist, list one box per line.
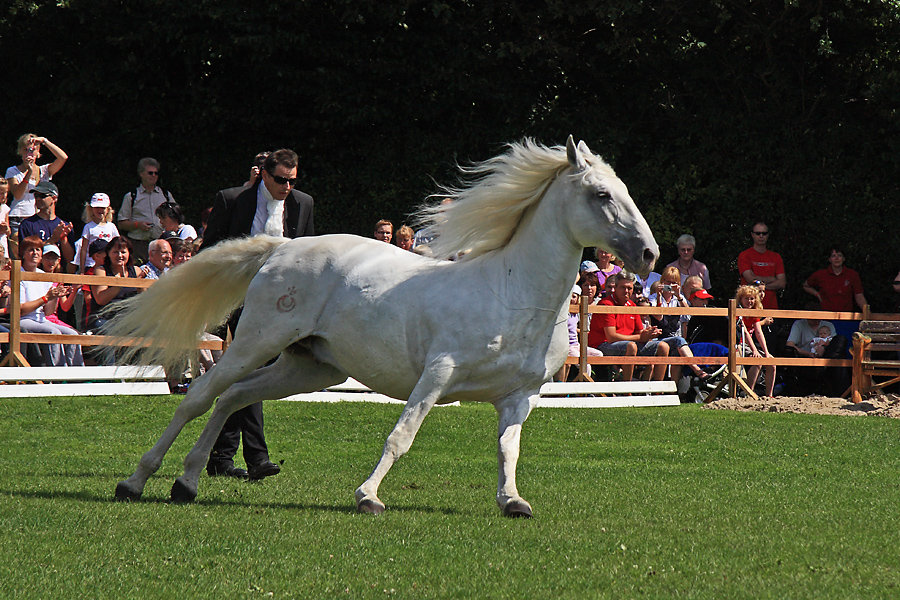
left=802, top=247, right=868, bottom=312
left=737, top=221, right=785, bottom=310
left=589, top=271, right=668, bottom=381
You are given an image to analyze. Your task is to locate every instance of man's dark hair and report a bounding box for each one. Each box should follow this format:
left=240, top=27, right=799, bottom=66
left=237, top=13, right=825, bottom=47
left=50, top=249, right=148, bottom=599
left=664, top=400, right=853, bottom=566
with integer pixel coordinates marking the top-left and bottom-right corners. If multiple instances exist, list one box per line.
left=826, top=245, right=846, bottom=259
left=264, top=149, right=299, bottom=174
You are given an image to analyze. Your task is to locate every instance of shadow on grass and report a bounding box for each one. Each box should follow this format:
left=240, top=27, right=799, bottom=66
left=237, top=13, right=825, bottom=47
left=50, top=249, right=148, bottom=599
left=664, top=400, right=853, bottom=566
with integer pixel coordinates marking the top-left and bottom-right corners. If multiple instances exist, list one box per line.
left=1, top=487, right=458, bottom=515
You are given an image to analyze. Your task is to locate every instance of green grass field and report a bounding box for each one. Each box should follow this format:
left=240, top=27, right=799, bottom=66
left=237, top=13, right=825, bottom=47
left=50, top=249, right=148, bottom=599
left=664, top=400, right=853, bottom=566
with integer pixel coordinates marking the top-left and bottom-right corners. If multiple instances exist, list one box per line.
left=2, top=396, right=900, bottom=599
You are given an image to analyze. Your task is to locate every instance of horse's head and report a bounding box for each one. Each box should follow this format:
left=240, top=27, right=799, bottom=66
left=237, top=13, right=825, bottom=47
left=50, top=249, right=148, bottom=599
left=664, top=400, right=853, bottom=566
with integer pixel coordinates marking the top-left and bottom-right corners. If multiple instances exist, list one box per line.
left=562, top=136, right=658, bottom=276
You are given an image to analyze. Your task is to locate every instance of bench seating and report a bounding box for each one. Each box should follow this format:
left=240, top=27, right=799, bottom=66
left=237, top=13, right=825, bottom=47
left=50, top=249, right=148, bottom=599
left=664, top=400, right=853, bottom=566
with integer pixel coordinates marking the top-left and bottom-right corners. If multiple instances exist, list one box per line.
left=0, top=366, right=170, bottom=397
left=536, top=380, right=680, bottom=408
left=281, top=378, right=680, bottom=408
left=850, top=321, right=900, bottom=403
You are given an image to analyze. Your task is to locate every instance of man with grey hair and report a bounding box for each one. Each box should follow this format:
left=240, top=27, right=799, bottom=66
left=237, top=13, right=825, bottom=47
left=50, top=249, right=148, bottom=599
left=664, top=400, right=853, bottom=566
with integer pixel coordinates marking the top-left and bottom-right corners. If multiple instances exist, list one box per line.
left=118, top=157, right=176, bottom=262
left=666, top=233, right=711, bottom=290
left=142, top=238, right=173, bottom=280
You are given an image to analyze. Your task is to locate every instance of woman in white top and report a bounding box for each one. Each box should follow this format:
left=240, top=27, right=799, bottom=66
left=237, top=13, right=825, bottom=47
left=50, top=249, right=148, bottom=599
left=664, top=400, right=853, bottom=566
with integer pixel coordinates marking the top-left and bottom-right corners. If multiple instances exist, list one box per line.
left=17, top=235, right=83, bottom=366
left=5, top=135, right=68, bottom=255
left=155, top=202, right=197, bottom=241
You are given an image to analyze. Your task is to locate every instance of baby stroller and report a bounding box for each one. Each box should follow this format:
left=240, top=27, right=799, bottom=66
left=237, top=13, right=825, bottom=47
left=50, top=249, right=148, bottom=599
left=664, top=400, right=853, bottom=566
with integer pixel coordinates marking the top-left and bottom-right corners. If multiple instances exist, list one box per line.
left=678, top=342, right=730, bottom=403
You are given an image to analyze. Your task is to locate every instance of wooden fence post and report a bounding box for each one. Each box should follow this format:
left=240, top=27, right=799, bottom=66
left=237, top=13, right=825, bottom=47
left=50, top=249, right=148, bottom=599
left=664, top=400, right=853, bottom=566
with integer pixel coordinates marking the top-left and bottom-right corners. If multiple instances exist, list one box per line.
left=0, top=260, right=29, bottom=367
left=727, top=298, right=737, bottom=398
left=575, top=294, right=594, bottom=382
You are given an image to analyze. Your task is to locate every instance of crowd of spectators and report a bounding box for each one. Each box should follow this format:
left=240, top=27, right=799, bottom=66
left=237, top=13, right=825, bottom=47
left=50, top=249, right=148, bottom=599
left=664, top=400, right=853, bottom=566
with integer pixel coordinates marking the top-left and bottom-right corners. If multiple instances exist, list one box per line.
left=561, top=221, right=880, bottom=398
left=0, top=134, right=885, bottom=401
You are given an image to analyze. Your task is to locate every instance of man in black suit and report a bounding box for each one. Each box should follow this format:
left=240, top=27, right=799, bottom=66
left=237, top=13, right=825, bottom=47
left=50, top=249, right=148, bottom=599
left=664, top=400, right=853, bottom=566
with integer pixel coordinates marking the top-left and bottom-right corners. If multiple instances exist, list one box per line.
left=201, top=148, right=315, bottom=480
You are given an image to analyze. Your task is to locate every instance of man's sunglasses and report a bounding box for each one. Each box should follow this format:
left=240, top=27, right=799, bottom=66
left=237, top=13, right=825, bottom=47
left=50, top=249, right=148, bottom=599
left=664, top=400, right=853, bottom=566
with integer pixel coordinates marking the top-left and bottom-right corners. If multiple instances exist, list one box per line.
left=268, top=174, right=297, bottom=186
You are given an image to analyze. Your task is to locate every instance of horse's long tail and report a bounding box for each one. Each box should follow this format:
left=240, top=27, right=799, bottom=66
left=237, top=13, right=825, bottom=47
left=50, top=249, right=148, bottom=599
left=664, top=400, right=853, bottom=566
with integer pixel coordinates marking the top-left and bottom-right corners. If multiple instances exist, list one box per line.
left=100, top=235, right=289, bottom=371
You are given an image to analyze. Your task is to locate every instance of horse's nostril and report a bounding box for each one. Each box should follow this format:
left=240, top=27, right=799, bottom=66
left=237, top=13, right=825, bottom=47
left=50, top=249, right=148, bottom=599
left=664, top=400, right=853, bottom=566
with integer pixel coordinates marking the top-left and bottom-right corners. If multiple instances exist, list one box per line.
left=643, top=248, right=657, bottom=265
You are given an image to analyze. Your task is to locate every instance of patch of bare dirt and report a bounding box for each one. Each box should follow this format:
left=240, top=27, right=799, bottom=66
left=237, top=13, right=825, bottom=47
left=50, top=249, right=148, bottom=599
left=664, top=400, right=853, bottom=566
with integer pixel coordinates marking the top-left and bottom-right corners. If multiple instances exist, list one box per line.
left=703, top=394, right=900, bottom=419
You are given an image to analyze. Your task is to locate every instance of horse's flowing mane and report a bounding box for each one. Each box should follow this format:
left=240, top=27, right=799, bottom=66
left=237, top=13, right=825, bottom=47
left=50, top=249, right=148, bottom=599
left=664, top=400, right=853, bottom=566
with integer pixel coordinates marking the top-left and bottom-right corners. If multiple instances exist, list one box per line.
left=415, top=138, right=616, bottom=261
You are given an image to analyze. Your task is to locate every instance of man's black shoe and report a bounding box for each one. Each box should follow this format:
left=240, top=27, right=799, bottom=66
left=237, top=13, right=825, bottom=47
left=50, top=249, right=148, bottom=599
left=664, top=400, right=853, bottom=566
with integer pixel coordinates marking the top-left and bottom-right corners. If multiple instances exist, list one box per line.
left=207, top=463, right=249, bottom=479
left=248, top=460, right=281, bottom=481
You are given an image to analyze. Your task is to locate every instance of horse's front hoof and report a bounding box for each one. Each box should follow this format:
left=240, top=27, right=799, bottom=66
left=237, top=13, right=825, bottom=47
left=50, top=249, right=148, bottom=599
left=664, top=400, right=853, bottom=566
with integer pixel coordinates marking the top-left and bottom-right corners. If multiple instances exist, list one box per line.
left=170, top=478, right=198, bottom=504
left=357, top=497, right=386, bottom=515
left=114, top=480, right=142, bottom=502
left=502, top=499, right=533, bottom=518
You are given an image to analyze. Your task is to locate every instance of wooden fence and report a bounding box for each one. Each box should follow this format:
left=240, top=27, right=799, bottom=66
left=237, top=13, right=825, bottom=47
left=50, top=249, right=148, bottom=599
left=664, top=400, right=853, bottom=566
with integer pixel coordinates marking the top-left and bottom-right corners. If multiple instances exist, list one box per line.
left=0, top=261, right=896, bottom=402
left=563, top=295, right=900, bottom=402
left=0, top=261, right=224, bottom=367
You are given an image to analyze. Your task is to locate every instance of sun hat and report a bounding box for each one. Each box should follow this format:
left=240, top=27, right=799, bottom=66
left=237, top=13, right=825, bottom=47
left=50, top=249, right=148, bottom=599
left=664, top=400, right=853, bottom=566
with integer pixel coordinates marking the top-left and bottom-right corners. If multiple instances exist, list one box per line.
left=580, top=260, right=599, bottom=274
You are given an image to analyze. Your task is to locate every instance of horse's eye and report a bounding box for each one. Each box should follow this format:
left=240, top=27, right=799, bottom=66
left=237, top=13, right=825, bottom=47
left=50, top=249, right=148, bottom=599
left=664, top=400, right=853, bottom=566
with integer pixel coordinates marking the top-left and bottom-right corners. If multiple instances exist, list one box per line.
left=595, top=189, right=612, bottom=201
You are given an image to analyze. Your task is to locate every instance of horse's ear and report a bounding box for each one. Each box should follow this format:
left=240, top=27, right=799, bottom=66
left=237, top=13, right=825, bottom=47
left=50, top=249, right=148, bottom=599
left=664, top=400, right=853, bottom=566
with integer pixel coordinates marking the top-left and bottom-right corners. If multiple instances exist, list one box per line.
left=577, top=140, right=592, bottom=157
left=566, top=135, right=588, bottom=171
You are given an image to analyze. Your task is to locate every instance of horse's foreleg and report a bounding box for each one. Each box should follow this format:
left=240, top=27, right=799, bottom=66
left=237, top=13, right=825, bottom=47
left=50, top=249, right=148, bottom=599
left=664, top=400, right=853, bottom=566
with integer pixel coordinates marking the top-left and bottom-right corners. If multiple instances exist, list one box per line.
left=495, top=393, right=537, bottom=518
left=355, top=362, right=453, bottom=515
left=114, top=378, right=220, bottom=501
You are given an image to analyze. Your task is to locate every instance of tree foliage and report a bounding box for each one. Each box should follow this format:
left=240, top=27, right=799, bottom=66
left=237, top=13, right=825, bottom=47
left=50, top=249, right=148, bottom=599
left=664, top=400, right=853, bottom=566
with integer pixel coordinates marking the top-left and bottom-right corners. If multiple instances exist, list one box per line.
left=2, top=0, right=899, bottom=308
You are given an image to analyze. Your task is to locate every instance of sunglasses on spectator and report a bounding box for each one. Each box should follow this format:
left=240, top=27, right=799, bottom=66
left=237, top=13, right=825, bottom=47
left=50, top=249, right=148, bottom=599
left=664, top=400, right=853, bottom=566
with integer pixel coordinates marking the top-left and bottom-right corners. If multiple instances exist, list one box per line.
left=268, top=174, right=297, bottom=186
left=752, top=230, right=769, bottom=235
left=145, top=171, right=159, bottom=175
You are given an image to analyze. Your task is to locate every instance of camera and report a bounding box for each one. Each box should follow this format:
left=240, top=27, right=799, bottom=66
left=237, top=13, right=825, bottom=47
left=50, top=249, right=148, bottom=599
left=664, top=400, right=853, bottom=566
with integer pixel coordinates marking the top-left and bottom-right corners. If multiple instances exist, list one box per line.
left=662, top=284, right=673, bottom=292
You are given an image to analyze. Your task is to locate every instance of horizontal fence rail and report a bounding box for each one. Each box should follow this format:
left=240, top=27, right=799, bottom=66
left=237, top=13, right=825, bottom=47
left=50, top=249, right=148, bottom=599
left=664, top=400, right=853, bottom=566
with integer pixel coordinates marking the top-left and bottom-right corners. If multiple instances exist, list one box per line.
left=0, top=261, right=224, bottom=367
left=2, top=262, right=898, bottom=402
left=563, top=293, right=899, bottom=401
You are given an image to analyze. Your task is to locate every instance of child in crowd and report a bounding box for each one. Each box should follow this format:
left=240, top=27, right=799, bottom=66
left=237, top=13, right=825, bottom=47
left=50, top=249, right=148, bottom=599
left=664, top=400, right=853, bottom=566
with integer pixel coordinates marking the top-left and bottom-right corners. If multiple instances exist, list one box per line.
left=809, top=324, right=834, bottom=357
left=79, top=193, right=119, bottom=273
left=396, top=225, right=415, bottom=251
left=0, top=178, right=9, bottom=260
left=77, top=239, right=110, bottom=331
left=39, top=244, right=78, bottom=327
left=735, top=284, right=777, bottom=396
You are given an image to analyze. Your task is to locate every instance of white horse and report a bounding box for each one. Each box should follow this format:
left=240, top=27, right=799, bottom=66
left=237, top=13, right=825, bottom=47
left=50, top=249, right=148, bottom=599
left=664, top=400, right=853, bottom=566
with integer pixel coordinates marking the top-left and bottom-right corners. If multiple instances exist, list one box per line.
left=109, top=136, right=658, bottom=517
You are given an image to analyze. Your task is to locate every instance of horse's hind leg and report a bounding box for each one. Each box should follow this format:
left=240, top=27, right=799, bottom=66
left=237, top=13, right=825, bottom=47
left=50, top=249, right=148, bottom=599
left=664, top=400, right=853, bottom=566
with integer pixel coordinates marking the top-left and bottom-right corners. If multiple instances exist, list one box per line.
left=170, top=349, right=346, bottom=503
left=355, top=359, right=454, bottom=515
left=495, top=393, right=537, bottom=518
left=114, top=374, right=227, bottom=501
left=115, top=335, right=285, bottom=501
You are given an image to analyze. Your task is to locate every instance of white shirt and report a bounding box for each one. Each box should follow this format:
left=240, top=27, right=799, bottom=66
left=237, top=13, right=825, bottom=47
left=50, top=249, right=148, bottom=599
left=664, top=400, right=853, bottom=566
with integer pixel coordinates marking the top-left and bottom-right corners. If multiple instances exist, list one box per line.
left=250, top=183, right=285, bottom=237
left=0, top=203, right=9, bottom=259
left=5, top=164, right=51, bottom=218
left=80, top=221, right=120, bottom=268
left=20, top=269, right=53, bottom=322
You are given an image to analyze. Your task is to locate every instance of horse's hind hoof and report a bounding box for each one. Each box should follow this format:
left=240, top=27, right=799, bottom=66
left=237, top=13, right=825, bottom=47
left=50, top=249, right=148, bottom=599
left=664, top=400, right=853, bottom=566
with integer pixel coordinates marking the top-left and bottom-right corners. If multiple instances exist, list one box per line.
left=357, top=498, right=386, bottom=515
left=502, top=499, right=533, bottom=518
left=114, top=481, right=142, bottom=502
left=170, top=478, right=198, bottom=504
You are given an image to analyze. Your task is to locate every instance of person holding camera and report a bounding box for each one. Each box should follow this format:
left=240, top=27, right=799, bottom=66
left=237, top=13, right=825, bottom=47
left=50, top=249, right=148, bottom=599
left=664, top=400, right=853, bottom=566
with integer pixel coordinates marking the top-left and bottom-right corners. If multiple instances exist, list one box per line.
left=6, top=135, right=68, bottom=258
left=649, top=266, right=709, bottom=381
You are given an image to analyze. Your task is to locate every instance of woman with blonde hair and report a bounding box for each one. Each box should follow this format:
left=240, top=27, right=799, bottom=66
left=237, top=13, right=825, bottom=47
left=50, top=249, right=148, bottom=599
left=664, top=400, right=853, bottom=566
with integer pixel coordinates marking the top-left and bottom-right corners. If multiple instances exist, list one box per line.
left=5, top=134, right=68, bottom=255
left=735, top=284, right=777, bottom=396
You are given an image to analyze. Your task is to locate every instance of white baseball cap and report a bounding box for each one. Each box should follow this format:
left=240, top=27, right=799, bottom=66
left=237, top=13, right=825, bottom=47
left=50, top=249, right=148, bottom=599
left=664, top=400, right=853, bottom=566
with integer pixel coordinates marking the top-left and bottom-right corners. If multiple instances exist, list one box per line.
left=90, top=192, right=111, bottom=208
